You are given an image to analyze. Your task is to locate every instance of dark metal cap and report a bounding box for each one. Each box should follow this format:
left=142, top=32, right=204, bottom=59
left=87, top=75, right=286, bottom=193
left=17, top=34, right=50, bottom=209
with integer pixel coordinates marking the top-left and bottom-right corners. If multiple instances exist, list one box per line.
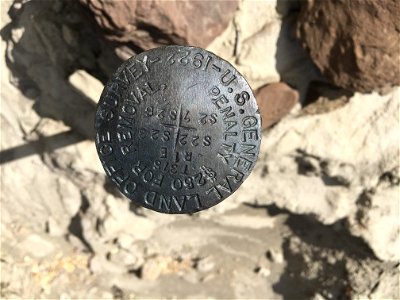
left=95, top=46, right=261, bottom=214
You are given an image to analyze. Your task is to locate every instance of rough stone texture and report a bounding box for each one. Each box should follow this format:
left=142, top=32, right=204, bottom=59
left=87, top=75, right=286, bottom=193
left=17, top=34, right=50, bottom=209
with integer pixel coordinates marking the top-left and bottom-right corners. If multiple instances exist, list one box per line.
left=80, top=0, right=239, bottom=50
left=2, top=0, right=124, bottom=139
left=275, top=221, right=399, bottom=300
left=208, top=0, right=322, bottom=98
left=256, top=82, right=299, bottom=129
left=1, top=0, right=399, bottom=299
left=231, top=89, right=400, bottom=261
left=296, top=0, right=400, bottom=93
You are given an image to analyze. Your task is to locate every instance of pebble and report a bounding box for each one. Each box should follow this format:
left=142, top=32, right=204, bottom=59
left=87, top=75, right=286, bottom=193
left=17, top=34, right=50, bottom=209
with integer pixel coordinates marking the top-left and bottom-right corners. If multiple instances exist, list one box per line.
left=266, top=249, right=284, bottom=264
left=140, top=256, right=171, bottom=280
left=68, top=70, right=103, bottom=105
left=256, top=82, right=299, bottom=129
left=117, top=233, right=134, bottom=250
left=196, top=257, right=215, bottom=273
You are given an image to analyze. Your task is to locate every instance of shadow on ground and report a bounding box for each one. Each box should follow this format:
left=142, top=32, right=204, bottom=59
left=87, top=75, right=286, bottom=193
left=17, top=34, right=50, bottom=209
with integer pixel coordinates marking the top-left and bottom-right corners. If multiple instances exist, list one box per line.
left=0, top=1, right=118, bottom=143
left=246, top=203, right=380, bottom=299
left=0, top=0, right=129, bottom=163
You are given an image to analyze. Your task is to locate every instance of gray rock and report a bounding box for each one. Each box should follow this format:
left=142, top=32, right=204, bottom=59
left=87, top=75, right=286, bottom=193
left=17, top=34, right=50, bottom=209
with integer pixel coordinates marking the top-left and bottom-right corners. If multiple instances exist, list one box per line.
left=230, top=89, right=400, bottom=261
left=140, top=256, right=171, bottom=280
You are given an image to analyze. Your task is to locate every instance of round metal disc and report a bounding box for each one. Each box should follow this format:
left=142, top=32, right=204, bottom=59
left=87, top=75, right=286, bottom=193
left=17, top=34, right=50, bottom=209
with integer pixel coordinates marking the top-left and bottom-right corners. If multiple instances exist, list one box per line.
left=95, top=46, right=261, bottom=214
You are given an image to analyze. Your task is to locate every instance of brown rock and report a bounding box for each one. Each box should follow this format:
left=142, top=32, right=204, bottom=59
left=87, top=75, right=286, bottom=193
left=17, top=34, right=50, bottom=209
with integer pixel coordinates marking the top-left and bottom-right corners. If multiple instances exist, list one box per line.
left=80, top=0, right=238, bottom=50
left=296, top=0, right=400, bottom=93
left=256, top=82, right=299, bottom=130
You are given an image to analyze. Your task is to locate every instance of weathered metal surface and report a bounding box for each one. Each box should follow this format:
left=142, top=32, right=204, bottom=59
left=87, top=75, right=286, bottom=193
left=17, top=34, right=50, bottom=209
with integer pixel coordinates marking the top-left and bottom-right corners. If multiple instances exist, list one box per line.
left=95, top=46, right=261, bottom=213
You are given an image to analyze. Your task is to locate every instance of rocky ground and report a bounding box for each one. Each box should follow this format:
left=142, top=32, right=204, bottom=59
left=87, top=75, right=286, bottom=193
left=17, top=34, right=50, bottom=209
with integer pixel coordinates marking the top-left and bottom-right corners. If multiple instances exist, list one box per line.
left=1, top=0, right=399, bottom=299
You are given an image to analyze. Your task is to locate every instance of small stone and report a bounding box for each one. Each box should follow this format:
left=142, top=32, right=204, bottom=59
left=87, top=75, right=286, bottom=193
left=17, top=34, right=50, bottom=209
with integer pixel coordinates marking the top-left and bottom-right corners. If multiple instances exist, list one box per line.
left=140, top=256, right=171, bottom=280
left=46, top=216, right=65, bottom=237
left=115, top=46, right=135, bottom=61
left=109, top=249, right=143, bottom=270
left=196, top=257, right=215, bottom=273
left=266, top=249, right=284, bottom=264
left=256, top=82, right=299, bottom=129
left=117, top=233, right=134, bottom=250
left=311, top=293, right=327, bottom=300
left=11, top=27, right=24, bottom=44
left=255, top=266, right=271, bottom=277
left=68, top=70, right=103, bottom=105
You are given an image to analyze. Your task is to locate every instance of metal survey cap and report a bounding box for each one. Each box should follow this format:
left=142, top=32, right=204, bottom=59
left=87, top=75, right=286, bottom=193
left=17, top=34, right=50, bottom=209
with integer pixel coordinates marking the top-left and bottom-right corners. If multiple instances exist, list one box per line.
left=95, top=46, right=261, bottom=213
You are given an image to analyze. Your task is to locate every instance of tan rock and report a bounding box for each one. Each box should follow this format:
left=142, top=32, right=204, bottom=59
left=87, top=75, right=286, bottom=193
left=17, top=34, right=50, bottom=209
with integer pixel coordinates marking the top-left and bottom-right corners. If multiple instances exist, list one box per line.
left=69, top=70, right=103, bottom=105
left=140, top=255, right=171, bottom=280
left=229, top=88, right=400, bottom=261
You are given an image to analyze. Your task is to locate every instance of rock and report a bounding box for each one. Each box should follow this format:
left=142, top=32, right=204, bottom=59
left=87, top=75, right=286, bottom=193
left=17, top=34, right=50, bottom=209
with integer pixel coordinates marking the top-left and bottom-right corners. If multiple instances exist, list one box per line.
left=58, top=176, right=82, bottom=217
left=367, top=264, right=400, bottom=299
left=116, top=233, right=134, bottom=250
left=345, top=257, right=399, bottom=299
left=46, top=216, right=65, bottom=237
left=68, top=70, right=103, bottom=105
left=140, top=255, right=194, bottom=280
left=80, top=0, right=238, bottom=49
left=89, top=255, right=126, bottom=274
left=255, top=266, right=271, bottom=277
left=108, top=248, right=144, bottom=270
left=114, top=46, right=135, bottom=61
left=3, top=0, right=122, bottom=139
left=275, top=227, right=400, bottom=300
left=230, top=88, right=400, bottom=261
left=213, top=214, right=275, bottom=229
left=195, top=257, right=215, bottom=273
left=99, top=196, right=157, bottom=241
left=256, top=82, right=299, bottom=129
left=296, top=0, right=400, bottom=92
left=140, top=256, right=171, bottom=280
left=2, top=0, right=399, bottom=298
left=18, top=234, right=55, bottom=258
left=350, top=184, right=400, bottom=262
left=208, top=0, right=322, bottom=94
left=266, top=249, right=284, bottom=264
